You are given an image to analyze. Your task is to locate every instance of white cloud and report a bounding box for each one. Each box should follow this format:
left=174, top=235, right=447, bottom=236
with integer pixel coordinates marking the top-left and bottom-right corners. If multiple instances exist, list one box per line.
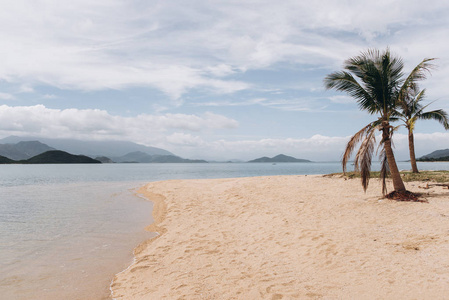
left=328, top=95, right=353, bottom=104
left=166, top=133, right=206, bottom=147
left=42, top=94, right=58, bottom=99
left=0, top=92, right=15, bottom=100
left=18, top=85, right=34, bottom=93
left=205, top=64, right=236, bottom=77
left=192, top=98, right=267, bottom=107
left=0, top=1, right=251, bottom=99
left=193, top=97, right=331, bottom=111
left=1, top=0, right=448, bottom=102
left=0, top=104, right=238, bottom=144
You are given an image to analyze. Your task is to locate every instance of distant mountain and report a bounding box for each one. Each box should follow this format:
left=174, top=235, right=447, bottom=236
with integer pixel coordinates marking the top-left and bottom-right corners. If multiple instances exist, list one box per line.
left=14, top=141, right=55, bottom=158
left=112, top=151, right=207, bottom=163
left=207, top=159, right=245, bottom=163
left=0, top=141, right=55, bottom=160
left=418, top=149, right=449, bottom=161
left=0, top=143, right=21, bottom=160
left=0, top=136, right=173, bottom=157
left=23, top=150, right=101, bottom=164
left=112, top=151, right=154, bottom=163
left=0, top=136, right=210, bottom=163
left=248, top=154, right=311, bottom=163
left=95, top=156, right=115, bottom=163
left=150, top=155, right=207, bottom=163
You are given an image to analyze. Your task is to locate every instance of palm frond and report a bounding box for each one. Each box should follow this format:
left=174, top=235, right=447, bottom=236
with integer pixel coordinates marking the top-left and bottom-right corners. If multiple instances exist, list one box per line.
left=387, top=52, right=405, bottom=87
left=389, top=129, right=396, bottom=148
left=324, top=71, right=377, bottom=112
left=342, top=123, right=375, bottom=173
left=344, top=50, right=375, bottom=79
left=414, top=88, right=427, bottom=103
left=376, top=129, right=392, bottom=195
left=419, top=109, right=449, bottom=129
left=354, top=127, right=377, bottom=191
left=371, top=118, right=384, bottom=127
left=388, top=116, right=401, bottom=123
left=398, top=58, right=436, bottom=102
left=401, top=89, right=425, bottom=116
left=391, top=125, right=401, bottom=133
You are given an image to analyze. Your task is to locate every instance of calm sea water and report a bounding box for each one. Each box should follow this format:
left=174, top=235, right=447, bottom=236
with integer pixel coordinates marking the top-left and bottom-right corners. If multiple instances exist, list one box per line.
left=2, top=161, right=449, bottom=299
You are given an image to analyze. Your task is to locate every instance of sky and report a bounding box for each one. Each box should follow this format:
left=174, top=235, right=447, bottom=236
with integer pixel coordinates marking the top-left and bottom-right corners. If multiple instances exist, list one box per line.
left=1, top=0, right=449, bottom=161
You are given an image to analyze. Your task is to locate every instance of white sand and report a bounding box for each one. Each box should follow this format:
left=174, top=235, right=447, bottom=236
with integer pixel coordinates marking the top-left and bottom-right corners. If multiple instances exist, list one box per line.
left=111, top=175, right=449, bottom=299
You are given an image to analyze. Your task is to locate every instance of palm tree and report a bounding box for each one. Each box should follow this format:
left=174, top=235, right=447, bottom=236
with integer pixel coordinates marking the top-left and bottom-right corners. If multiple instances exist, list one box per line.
left=324, top=48, right=434, bottom=194
left=396, top=88, right=449, bottom=173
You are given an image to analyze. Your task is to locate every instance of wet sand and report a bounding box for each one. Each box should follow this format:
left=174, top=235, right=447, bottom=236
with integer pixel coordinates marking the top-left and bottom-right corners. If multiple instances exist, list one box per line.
left=111, top=175, right=449, bottom=299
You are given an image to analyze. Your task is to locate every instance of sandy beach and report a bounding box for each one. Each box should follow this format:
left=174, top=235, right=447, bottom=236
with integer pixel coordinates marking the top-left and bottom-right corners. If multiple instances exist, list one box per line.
left=111, top=175, right=449, bottom=299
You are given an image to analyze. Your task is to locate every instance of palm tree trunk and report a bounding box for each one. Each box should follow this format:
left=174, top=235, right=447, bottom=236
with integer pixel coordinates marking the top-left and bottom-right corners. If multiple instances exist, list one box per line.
left=382, top=124, right=406, bottom=192
left=408, top=129, right=419, bottom=173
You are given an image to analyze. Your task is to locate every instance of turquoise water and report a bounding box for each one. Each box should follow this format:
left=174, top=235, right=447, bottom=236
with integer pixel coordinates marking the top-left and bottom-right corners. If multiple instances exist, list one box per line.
left=1, top=161, right=449, bottom=299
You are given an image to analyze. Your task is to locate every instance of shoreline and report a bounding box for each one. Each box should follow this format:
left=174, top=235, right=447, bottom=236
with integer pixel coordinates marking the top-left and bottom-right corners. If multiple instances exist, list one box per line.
left=111, top=175, right=449, bottom=299
left=110, top=186, right=168, bottom=299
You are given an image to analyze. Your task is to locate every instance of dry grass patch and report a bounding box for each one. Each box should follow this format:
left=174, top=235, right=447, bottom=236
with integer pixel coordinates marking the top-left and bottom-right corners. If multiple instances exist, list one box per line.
left=326, top=170, right=449, bottom=183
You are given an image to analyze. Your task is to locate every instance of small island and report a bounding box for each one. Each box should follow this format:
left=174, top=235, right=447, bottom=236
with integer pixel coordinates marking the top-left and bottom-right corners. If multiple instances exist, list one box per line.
left=417, top=149, right=449, bottom=162
left=417, top=156, right=449, bottom=162
left=248, top=154, right=311, bottom=163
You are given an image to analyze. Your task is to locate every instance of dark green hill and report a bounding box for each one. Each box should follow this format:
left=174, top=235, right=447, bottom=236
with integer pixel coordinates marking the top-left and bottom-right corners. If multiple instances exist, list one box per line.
left=0, top=155, right=15, bottom=164
left=418, top=149, right=449, bottom=161
left=248, top=154, right=311, bottom=163
left=23, top=150, right=101, bottom=164
left=418, top=156, right=449, bottom=162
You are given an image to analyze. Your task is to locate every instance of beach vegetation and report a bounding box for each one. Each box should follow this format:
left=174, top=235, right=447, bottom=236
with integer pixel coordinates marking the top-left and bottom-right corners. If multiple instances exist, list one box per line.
left=329, top=170, right=449, bottom=183
left=324, top=48, right=434, bottom=198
